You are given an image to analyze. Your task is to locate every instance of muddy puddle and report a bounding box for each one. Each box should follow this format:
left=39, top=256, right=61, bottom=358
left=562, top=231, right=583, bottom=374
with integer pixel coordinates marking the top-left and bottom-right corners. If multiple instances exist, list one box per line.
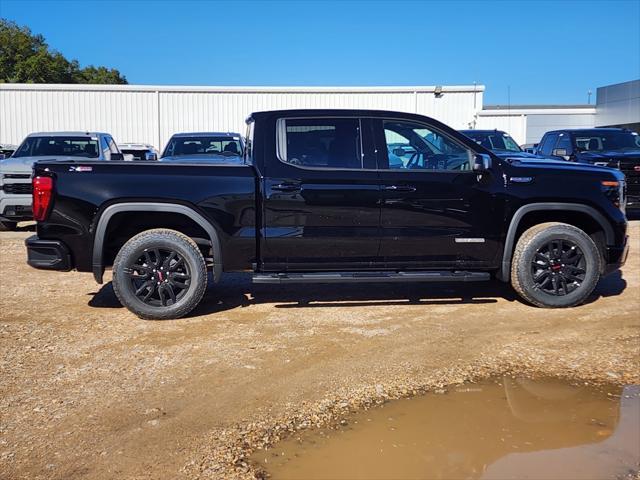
left=251, top=378, right=640, bottom=479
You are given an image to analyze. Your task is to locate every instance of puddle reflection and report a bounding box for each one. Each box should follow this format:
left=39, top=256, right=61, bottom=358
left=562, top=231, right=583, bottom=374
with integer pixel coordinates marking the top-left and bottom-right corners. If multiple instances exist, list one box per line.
left=251, top=378, right=640, bottom=479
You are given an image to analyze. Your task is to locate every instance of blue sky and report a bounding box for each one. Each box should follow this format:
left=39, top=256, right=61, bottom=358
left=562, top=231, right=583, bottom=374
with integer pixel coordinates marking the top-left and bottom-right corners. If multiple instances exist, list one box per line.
left=1, top=0, right=639, bottom=104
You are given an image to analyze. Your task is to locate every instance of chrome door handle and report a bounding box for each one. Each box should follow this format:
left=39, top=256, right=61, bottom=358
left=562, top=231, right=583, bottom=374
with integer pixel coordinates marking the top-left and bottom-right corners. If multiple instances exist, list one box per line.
left=383, top=185, right=416, bottom=192
left=272, top=183, right=301, bottom=192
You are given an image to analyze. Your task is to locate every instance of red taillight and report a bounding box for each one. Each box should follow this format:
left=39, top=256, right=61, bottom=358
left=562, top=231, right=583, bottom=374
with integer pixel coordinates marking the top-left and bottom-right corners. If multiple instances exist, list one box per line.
left=32, top=176, right=53, bottom=221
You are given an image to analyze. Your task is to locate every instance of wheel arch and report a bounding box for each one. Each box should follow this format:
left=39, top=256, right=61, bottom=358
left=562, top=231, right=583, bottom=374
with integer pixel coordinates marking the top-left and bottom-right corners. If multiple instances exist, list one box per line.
left=497, top=203, right=614, bottom=282
left=92, top=202, right=222, bottom=284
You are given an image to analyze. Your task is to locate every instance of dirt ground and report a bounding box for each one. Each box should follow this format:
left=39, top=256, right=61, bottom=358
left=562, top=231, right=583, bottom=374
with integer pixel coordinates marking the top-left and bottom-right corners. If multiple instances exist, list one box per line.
left=1, top=222, right=639, bottom=480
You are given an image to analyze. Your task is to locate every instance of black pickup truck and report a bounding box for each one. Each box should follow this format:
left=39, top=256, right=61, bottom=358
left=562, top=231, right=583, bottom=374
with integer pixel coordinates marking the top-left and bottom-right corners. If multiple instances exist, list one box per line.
left=26, top=109, right=629, bottom=319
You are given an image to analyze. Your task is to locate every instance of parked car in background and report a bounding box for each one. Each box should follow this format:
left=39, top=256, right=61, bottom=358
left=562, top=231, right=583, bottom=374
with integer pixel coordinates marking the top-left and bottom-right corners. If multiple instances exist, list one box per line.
left=535, top=128, right=640, bottom=210
left=26, top=109, right=627, bottom=319
left=0, top=143, right=18, bottom=159
left=459, top=129, right=539, bottom=158
left=160, top=132, right=244, bottom=164
left=118, top=143, right=158, bottom=161
left=0, top=132, right=123, bottom=231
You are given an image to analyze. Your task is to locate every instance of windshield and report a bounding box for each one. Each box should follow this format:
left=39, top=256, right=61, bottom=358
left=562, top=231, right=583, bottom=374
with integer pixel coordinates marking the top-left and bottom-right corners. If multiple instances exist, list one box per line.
left=162, top=136, right=243, bottom=157
left=13, top=136, right=100, bottom=158
left=573, top=131, right=640, bottom=152
left=465, top=132, right=521, bottom=152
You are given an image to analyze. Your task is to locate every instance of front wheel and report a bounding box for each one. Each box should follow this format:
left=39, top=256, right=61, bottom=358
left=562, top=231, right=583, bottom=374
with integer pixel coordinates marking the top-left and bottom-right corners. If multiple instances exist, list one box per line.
left=511, top=222, right=602, bottom=308
left=112, top=229, right=208, bottom=320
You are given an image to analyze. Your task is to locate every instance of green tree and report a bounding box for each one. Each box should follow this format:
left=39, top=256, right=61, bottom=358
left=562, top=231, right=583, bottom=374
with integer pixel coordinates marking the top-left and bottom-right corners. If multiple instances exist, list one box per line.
left=0, top=19, right=127, bottom=84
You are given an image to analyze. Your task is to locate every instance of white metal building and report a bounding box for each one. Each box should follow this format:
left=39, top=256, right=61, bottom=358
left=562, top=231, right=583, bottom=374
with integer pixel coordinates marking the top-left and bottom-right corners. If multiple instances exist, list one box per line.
left=474, top=79, right=639, bottom=146
left=0, top=83, right=485, bottom=150
left=476, top=105, right=597, bottom=145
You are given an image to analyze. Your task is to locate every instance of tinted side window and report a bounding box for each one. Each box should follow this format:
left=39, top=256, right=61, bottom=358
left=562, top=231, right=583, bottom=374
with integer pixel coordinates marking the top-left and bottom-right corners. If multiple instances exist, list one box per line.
left=278, top=118, right=362, bottom=169
left=381, top=120, right=472, bottom=171
left=101, top=136, right=111, bottom=159
left=538, top=133, right=559, bottom=156
left=555, top=134, right=572, bottom=154
left=107, top=137, right=119, bottom=154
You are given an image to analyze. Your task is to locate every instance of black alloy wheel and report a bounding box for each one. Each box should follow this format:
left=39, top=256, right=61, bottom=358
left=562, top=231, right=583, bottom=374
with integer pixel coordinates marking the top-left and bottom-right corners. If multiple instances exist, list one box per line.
left=125, top=247, right=191, bottom=306
left=531, top=240, right=587, bottom=296
left=112, top=229, right=207, bottom=320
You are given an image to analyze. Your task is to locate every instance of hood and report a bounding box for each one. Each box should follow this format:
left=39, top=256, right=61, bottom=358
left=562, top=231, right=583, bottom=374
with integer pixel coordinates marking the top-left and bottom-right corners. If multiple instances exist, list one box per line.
left=0, top=155, right=93, bottom=173
left=506, top=156, right=623, bottom=176
left=576, top=149, right=640, bottom=161
left=493, top=150, right=542, bottom=159
left=159, top=154, right=244, bottom=165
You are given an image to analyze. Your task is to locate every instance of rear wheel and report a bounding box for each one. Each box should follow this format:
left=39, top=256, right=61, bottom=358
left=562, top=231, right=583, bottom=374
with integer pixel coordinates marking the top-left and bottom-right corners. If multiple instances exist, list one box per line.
left=0, top=220, right=18, bottom=231
left=511, top=222, right=601, bottom=308
left=112, top=229, right=207, bottom=319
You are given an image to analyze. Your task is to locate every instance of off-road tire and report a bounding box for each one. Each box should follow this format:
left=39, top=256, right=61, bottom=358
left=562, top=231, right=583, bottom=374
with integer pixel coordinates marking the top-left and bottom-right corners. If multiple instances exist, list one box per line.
left=511, top=222, right=601, bottom=308
left=0, top=220, right=18, bottom=231
left=112, top=229, right=207, bottom=320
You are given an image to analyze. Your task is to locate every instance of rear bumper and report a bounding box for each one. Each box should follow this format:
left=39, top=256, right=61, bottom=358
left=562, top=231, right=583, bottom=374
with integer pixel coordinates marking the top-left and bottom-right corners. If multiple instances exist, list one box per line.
left=603, top=235, right=629, bottom=276
left=25, top=236, right=72, bottom=271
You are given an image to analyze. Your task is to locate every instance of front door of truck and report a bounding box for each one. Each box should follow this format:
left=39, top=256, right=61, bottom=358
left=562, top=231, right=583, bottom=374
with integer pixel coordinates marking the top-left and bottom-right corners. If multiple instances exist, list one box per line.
left=373, top=118, right=502, bottom=269
left=261, top=116, right=381, bottom=271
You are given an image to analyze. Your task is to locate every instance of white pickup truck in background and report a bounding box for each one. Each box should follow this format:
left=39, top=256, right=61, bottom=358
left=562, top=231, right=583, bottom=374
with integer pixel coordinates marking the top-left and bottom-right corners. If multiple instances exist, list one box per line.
left=0, top=131, right=123, bottom=231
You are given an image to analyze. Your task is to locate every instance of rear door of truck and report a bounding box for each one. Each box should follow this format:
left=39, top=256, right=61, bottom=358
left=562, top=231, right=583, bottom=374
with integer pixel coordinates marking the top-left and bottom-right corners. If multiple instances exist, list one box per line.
left=260, top=115, right=381, bottom=271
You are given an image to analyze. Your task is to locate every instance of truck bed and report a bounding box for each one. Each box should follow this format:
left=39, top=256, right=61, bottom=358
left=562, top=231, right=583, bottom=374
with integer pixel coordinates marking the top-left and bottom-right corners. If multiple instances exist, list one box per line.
left=33, top=160, right=258, bottom=273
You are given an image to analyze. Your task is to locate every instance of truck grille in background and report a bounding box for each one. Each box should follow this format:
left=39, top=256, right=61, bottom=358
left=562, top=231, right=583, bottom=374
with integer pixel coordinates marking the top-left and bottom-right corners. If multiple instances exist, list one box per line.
left=2, top=183, right=33, bottom=194
left=2, top=174, right=31, bottom=179
left=619, top=158, right=640, bottom=185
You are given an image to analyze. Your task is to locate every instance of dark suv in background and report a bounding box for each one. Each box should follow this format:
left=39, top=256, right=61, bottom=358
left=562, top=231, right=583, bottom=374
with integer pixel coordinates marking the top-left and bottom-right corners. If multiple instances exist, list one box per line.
left=535, top=128, right=640, bottom=210
left=459, top=129, right=538, bottom=158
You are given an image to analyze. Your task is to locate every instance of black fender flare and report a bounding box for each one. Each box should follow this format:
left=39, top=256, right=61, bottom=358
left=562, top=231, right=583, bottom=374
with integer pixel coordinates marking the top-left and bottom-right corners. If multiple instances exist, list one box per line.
left=92, top=202, right=222, bottom=284
left=497, top=202, right=614, bottom=282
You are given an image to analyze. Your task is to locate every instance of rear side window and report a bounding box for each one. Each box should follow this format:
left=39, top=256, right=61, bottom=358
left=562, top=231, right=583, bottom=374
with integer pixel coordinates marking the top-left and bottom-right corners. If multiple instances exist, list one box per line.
left=277, top=118, right=362, bottom=169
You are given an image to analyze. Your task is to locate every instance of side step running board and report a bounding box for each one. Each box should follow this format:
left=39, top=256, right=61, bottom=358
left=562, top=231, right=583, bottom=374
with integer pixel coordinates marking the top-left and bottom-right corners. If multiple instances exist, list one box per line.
left=252, top=271, right=491, bottom=284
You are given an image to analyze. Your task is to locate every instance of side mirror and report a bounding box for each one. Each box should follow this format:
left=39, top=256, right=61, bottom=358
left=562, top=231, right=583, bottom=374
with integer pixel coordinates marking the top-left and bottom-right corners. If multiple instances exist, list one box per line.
left=552, top=148, right=567, bottom=157
left=145, top=151, right=158, bottom=161
left=392, top=147, right=406, bottom=157
left=110, top=152, right=124, bottom=161
left=473, top=153, right=492, bottom=172
left=552, top=148, right=572, bottom=161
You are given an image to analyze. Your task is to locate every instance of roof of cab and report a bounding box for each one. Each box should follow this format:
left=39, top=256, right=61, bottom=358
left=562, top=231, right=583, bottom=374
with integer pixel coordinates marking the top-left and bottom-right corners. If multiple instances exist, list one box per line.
left=170, top=132, right=241, bottom=137
left=247, top=109, right=447, bottom=125
left=27, top=131, right=110, bottom=137
left=459, top=129, right=508, bottom=135
left=545, top=128, right=629, bottom=134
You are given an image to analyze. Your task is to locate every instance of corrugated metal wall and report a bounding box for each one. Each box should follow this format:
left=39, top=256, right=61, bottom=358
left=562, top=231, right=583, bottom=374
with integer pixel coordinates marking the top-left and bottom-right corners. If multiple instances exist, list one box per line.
left=476, top=109, right=596, bottom=145
left=0, top=84, right=484, bottom=150
left=475, top=114, right=528, bottom=145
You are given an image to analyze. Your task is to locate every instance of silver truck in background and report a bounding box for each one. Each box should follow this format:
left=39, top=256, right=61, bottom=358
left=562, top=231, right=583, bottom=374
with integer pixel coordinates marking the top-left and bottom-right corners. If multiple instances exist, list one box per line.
left=0, top=132, right=123, bottom=231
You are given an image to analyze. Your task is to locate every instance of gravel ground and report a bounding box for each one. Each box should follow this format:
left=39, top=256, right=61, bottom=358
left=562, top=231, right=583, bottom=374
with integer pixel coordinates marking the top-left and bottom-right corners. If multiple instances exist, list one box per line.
left=0, top=222, right=638, bottom=480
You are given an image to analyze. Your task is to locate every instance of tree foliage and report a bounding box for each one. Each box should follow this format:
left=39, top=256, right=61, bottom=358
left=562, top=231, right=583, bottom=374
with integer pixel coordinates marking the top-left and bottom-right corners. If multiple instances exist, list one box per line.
left=0, top=19, right=127, bottom=84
